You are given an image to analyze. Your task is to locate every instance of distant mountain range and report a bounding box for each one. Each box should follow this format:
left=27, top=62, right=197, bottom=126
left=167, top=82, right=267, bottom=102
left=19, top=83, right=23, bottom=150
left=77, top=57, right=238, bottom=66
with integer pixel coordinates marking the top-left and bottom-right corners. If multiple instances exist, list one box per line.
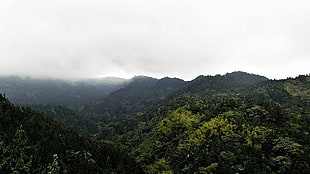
left=0, top=71, right=270, bottom=126
left=0, top=76, right=128, bottom=107
left=0, top=71, right=267, bottom=107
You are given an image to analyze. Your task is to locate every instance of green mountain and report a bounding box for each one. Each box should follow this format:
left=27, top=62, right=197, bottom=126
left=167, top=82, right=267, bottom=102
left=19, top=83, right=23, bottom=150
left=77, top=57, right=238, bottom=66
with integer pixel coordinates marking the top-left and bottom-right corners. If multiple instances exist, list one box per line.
left=182, top=71, right=268, bottom=95
left=1, top=71, right=309, bottom=173
left=81, top=76, right=187, bottom=124
left=0, top=94, right=143, bottom=173
left=93, top=73, right=310, bottom=173
left=16, top=76, right=187, bottom=136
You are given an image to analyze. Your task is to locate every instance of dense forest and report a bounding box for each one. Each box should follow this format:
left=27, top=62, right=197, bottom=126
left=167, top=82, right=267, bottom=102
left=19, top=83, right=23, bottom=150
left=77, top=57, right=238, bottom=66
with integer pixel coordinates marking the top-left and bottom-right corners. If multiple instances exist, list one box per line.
left=1, top=71, right=309, bottom=173
left=0, top=94, right=143, bottom=173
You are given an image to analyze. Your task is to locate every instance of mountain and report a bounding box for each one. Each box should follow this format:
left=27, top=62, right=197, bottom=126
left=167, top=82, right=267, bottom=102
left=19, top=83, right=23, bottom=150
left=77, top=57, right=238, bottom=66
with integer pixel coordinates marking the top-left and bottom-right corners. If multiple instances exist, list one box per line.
left=1, top=71, right=309, bottom=173
left=225, top=71, right=268, bottom=86
left=81, top=76, right=187, bottom=123
left=0, top=76, right=128, bottom=107
left=87, top=72, right=270, bottom=138
left=20, top=76, right=187, bottom=136
left=182, top=71, right=268, bottom=94
left=38, top=72, right=269, bottom=135
left=0, top=94, right=143, bottom=173
left=93, top=73, right=310, bottom=173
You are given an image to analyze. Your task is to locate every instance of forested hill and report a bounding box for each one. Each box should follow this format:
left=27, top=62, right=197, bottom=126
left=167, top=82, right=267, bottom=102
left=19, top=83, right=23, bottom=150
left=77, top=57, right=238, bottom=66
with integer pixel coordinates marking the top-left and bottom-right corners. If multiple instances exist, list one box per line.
left=80, top=76, right=187, bottom=123
left=182, top=71, right=268, bottom=94
left=93, top=73, right=310, bottom=173
left=80, top=72, right=265, bottom=123
left=0, top=94, right=143, bottom=173
left=0, top=76, right=128, bottom=107
left=0, top=72, right=265, bottom=109
left=27, top=72, right=269, bottom=134
left=1, top=72, right=309, bottom=173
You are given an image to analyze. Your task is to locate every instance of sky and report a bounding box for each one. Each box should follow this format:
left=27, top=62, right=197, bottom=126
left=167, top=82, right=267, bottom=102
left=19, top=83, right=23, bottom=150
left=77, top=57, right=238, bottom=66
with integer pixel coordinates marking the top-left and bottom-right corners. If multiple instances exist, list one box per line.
left=0, top=0, right=309, bottom=80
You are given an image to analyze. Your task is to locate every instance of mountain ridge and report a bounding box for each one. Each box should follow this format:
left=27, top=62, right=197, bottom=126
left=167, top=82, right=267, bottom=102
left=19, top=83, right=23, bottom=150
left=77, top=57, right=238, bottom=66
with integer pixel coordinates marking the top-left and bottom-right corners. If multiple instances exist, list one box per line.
left=1, top=71, right=309, bottom=173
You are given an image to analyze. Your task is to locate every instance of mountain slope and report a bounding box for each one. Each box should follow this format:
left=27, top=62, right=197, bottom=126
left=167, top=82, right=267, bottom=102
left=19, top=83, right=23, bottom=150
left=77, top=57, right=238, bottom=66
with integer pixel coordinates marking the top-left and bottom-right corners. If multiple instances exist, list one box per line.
left=29, top=104, right=97, bottom=135
left=0, top=94, right=143, bottom=173
left=81, top=76, right=187, bottom=123
left=95, top=73, right=310, bottom=173
left=2, top=72, right=309, bottom=173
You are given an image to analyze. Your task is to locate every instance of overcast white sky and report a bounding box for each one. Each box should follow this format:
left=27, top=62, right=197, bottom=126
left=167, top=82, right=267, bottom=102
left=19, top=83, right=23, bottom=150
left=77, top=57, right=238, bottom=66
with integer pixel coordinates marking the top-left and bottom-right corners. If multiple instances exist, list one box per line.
left=0, top=0, right=309, bottom=80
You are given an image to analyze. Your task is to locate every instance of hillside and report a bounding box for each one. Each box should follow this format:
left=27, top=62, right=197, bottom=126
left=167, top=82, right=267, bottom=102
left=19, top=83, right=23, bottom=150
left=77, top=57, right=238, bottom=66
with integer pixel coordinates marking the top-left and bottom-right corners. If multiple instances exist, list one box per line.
left=1, top=72, right=309, bottom=173
left=81, top=76, right=187, bottom=123
left=29, top=104, right=97, bottom=135
left=93, top=73, right=310, bottom=173
left=0, top=94, right=143, bottom=173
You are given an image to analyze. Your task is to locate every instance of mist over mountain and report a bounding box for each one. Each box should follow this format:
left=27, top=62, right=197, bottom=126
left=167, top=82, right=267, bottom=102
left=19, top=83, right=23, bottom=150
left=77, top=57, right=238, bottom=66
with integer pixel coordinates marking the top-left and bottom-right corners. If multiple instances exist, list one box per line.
left=0, top=76, right=128, bottom=107
left=1, top=1, right=310, bottom=172
left=0, top=71, right=267, bottom=107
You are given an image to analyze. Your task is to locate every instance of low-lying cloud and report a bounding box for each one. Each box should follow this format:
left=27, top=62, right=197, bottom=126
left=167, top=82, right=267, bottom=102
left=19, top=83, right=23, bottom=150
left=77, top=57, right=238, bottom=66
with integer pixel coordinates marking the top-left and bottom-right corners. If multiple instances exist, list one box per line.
left=0, top=0, right=309, bottom=80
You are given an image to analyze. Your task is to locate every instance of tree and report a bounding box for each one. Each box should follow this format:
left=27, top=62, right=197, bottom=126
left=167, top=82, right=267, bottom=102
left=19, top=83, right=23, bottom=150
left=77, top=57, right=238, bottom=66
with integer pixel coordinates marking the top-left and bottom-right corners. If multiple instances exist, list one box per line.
left=0, top=125, right=32, bottom=174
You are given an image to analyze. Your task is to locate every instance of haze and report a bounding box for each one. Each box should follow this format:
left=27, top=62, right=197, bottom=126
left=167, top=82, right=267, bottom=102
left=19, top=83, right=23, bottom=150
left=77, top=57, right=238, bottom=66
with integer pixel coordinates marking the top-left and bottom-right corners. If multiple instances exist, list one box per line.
left=0, top=0, right=309, bottom=80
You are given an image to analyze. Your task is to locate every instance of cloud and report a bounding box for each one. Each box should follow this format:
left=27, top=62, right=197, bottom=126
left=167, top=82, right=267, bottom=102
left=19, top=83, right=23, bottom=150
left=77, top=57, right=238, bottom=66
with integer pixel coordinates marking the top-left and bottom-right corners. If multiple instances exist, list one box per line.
left=0, top=0, right=309, bottom=80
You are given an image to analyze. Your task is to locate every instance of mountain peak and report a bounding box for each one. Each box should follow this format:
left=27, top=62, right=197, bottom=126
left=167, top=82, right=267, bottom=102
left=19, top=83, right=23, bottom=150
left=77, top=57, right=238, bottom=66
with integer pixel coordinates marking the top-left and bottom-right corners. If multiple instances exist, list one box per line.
left=225, top=71, right=266, bottom=78
left=225, top=71, right=268, bottom=85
